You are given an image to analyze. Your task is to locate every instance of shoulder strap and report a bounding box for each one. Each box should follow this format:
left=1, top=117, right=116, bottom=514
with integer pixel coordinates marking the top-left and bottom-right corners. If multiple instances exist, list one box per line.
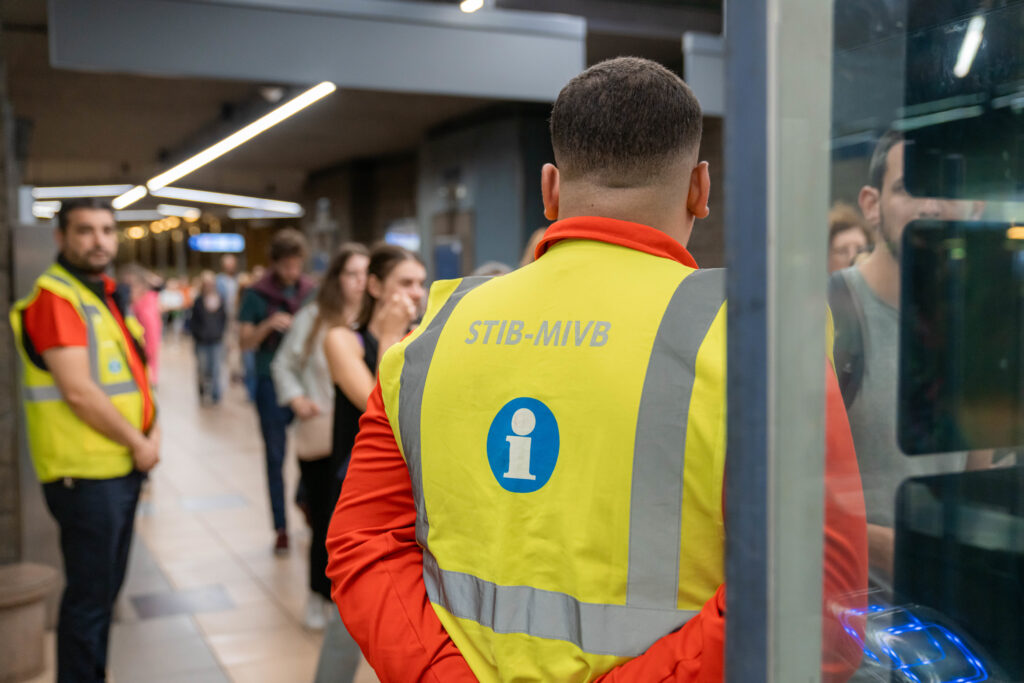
left=827, top=270, right=868, bottom=409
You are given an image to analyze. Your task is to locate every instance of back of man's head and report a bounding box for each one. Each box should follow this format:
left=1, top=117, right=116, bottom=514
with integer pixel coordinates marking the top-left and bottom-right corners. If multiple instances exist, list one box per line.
left=550, top=57, right=703, bottom=188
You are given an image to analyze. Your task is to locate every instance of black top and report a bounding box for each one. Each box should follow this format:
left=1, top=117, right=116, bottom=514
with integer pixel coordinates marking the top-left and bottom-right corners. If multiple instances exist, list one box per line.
left=332, top=328, right=378, bottom=482
left=190, top=297, right=227, bottom=344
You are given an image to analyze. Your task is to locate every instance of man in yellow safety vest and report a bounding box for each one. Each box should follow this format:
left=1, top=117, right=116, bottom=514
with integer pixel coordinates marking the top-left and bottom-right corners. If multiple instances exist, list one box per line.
left=11, top=197, right=160, bottom=682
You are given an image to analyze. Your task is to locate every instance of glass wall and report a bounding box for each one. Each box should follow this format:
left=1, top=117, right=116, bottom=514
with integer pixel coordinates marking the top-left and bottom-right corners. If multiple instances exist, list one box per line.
left=728, top=1, right=1023, bottom=681
left=832, top=2, right=1023, bottom=681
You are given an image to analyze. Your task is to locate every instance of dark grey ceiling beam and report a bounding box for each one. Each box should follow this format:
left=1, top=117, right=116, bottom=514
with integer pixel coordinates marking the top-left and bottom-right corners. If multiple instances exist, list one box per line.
left=49, top=0, right=586, bottom=102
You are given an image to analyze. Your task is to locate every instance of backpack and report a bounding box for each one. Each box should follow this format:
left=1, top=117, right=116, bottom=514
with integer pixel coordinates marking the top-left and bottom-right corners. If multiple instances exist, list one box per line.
left=828, top=270, right=869, bottom=409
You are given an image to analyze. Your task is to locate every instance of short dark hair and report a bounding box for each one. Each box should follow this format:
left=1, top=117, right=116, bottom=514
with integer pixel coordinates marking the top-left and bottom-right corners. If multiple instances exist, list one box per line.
left=57, top=197, right=115, bottom=232
left=868, top=130, right=904, bottom=190
left=268, top=227, right=308, bottom=263
left=550, top=57, right=703, bottom=186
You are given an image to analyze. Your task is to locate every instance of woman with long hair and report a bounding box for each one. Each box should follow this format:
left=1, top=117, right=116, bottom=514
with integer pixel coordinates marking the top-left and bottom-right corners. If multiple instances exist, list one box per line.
left=315, top=244, right=424, bottom=680
left=270, top=243, right=368, bottom=631
left=324, top=244, right=426, bottom=418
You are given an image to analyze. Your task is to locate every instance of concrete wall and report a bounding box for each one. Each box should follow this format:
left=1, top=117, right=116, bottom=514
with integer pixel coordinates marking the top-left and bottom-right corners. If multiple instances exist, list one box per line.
left=0, top=35, right=19, bottom=563
left=687, top=116, right=725, bottom=268
left=417, top=106, right=553, bottom=276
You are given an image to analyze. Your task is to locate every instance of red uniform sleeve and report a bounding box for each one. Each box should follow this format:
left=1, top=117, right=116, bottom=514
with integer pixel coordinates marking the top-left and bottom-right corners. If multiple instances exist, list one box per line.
left=22, top=289, right=88, bottom=353
left=326, top=382, right=476, bottom=683
left=820, top=359, right=869, bottom=681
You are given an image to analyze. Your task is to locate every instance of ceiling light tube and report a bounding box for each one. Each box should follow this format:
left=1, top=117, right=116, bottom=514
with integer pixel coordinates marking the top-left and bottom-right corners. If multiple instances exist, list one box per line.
left=157, top=204, right=202, bottom=219
left=32, top=184, right=135, bottom=199
left=146, top=81, right=337, bottom=191
left=460, top=0, right=484, bottom=12
left=115, top=209, right=165, bottom=222
left=954, top=14, right=986, bottom=78
left=227, top=209, right=296, bottom=220
left=112, top=185, right=148, bottom=210
left=152, top=187, right=303, bottom=215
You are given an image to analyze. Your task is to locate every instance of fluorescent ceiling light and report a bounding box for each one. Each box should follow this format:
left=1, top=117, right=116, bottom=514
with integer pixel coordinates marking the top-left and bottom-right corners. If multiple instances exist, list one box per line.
left=157, top=204, right=202, bottom=220
left=32, top=184, right=134, bottom=199
left=152, top=187, right=303, bottom=216
left=146, top=81, right=336, bottom=191
left=112, top=185, right=147, bottom=210
left=954, top=14, right=986, bottom=78
left=460, top=0, right=484, bottom=12
left=115, top=209, right=164, bottom=222
left=32, top=201, right=59, bottom=219
left=227, top=209, right=296, bottom=220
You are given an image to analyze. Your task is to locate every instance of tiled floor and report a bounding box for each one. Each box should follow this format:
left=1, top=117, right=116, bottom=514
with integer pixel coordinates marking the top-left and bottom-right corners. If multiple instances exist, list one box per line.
left=30, top=339, right=379, bottom=683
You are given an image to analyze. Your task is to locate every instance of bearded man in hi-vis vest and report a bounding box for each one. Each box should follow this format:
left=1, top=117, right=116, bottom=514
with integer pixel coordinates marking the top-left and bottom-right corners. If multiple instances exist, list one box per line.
left=11, top=198, right=159, bottom=682
left=326, top=57, right=867, bottom=682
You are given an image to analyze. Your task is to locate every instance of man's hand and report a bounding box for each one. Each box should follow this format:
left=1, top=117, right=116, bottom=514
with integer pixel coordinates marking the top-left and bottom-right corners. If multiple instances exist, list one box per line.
left=132, top=425, right=161, bottom=472
left=266, top=311, right=293, bottom=333
left=866, top=523, right=894, bottom=577
left=291, top=396, right=321, bottom=420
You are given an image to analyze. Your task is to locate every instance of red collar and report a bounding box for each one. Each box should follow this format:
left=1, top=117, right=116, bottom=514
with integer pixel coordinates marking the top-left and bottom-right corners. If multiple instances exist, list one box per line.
left=535, top=216, right=699, bottom=269
left=101, top=275, right=117, bottom=296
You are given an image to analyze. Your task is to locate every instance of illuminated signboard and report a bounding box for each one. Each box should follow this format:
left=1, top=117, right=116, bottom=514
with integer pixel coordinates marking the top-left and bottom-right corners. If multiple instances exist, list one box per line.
left=188, top=233, right=245, bottom=253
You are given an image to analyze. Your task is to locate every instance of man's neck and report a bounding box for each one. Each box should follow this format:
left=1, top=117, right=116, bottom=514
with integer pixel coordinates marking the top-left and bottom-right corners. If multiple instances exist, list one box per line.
left=857, top=245, right=900, bottom=309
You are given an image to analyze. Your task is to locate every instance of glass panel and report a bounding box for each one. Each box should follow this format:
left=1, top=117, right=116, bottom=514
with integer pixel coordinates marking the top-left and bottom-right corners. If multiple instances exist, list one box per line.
left=828, top=1, right=1024, bottom=681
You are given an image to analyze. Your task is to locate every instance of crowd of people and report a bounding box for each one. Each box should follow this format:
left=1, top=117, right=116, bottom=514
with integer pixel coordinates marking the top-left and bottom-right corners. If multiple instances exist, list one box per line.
left=12, top=55, right=1016, bottom=683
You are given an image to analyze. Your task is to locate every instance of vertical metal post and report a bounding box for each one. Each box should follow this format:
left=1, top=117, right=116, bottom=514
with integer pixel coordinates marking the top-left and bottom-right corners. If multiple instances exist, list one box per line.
left=724, top=0, right=833, bottom=681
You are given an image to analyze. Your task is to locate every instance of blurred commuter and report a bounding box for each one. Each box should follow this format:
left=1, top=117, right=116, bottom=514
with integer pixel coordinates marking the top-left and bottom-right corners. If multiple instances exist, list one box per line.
left=270, top=243, right=368, bottom=629
left=471, top=261, right=512, bottom=277
left=830, top=131, right=985, bottom=592
left=121, top=265, right=164, bottom=386
left=239, top=229, right=315, bottom=553
left=828, top=202, right=873, bottom=273
left=10, top=198, right=160, bottom=682
left=323, top=245, right=424, bottom=451
left=326, top=58, right=867, bottom=682
left=217, top=254, right=242, bottom=385
left=191, top=270, right=228, bottom=405
left=519, top=227, right=546, bottom=267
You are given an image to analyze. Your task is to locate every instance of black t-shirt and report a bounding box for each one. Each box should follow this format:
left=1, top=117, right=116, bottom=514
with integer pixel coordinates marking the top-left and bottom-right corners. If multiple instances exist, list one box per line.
left=331, top=328, right=378, bottom=482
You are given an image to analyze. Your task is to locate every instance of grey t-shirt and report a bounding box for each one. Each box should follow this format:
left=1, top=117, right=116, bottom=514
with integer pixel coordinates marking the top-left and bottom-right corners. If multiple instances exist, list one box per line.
left=842, top=266, right=967, bottom=531
left=841, top=267, right=967, bottom=596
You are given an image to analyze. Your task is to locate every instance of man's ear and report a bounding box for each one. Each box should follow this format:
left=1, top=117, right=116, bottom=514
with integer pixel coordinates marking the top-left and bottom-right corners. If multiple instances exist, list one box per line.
left=541, top=163, right=560, bottom=221
left=858, top=185, right=881, bottom=230
left=686, top=161, right=711, bottom=220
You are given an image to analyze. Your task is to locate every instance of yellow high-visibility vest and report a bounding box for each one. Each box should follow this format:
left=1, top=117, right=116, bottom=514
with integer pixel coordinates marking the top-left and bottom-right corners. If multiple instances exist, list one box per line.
left=380, top=238, right=728, bottom=681
left=10, top=263, right=147, bottom=482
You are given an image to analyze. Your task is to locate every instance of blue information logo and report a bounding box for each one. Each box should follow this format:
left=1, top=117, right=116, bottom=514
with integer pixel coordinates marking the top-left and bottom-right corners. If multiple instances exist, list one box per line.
left=486, top=397, right=559, bottom=493
left=108, top=359, right=123, bottom=374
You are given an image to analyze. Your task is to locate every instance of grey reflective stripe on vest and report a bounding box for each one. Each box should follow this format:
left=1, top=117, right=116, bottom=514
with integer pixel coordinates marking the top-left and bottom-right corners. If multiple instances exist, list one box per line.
left=81, top=304, right=103, bottom=382
left=43, top=272, right=102, bottom=381
left=422, top=550, right=699, bottom=658
left=23, top=380, right=140, bottom=402
left=627, top=268, right=726, bottom=608
left=399, top=277, right=489, bottom=547
left=397, top=270, right=723, bottom=657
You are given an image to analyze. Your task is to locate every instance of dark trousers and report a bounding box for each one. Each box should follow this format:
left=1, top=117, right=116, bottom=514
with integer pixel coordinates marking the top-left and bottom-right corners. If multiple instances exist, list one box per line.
left=255, top=375, right=293, bottom=531
left=298, top=457, right=342, bottom=598
left=194, top=342, right=223, bottom=403
left=42, top=471, right=143, bottom=683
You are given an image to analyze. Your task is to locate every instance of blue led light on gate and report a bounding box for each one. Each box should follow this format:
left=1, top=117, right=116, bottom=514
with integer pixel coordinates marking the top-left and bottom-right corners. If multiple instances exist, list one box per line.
left=188, top=233, right=245, bottom=253
left=838, top=605, right=989, bottom=683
